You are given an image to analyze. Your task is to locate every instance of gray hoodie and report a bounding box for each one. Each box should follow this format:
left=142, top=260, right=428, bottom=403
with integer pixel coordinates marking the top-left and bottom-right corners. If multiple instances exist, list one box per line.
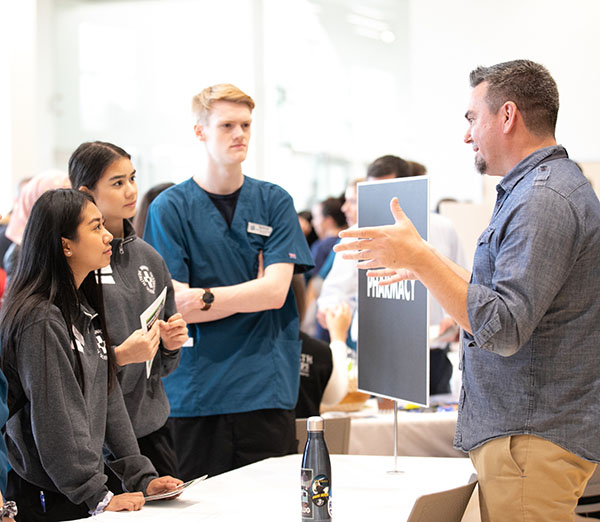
left=5, top=302, right=158, bottom=510
left=101, top=220, right=180, bottom=438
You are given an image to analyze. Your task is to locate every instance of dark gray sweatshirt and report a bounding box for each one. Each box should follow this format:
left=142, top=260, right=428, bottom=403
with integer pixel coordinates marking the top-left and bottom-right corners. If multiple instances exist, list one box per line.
left=102, top=220, right=180, bottom=438
left=5, top=302, right=158, bottom=510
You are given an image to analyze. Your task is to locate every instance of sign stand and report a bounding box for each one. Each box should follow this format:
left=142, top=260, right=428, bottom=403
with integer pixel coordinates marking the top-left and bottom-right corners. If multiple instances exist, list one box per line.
left=356, top=177, right=430, bottom=476
left=387, top=400, right=405, bottom=474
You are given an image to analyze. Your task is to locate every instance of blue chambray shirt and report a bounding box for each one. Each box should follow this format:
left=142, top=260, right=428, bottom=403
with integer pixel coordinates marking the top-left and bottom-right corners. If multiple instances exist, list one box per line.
left=455, top=145, right=600, bottom=461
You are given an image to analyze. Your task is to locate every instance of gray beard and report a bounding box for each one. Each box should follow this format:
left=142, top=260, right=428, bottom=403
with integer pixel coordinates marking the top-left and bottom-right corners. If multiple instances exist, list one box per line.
left=475, top=155, right=487, bottom=174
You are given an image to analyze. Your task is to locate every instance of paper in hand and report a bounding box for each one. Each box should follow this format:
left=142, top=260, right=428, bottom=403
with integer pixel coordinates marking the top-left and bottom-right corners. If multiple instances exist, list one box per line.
left=144, top=475, right=208, bottom=501
left=140, top=286, right=168, bottom=378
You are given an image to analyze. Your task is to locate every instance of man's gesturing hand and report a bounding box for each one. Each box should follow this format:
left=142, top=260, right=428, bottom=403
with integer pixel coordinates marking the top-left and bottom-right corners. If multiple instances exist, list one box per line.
left=333, top=197, right=426, bottom=272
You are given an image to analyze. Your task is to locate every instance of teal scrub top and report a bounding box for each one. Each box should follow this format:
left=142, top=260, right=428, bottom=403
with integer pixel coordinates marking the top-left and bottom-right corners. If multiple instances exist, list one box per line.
left=144, top=176, right=313, bottom=416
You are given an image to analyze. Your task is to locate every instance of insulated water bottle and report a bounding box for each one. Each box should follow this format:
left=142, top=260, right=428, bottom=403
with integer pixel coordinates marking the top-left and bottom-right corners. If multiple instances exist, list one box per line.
left=301, top=416, right=332, bottom=521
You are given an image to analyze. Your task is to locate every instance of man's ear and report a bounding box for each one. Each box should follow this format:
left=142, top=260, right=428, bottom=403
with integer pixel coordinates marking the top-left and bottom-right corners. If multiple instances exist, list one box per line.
left=62, top=238, right=73, bottom=258
left=194, top=122, right=206, bottom=141
left=502, top=101, right=518, bottom=134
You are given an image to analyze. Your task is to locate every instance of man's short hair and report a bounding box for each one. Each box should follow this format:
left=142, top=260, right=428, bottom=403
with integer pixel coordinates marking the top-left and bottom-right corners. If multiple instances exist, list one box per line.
left=320, top=197, right=347, bottom=228
left=469, top=59, right=559, bottom=137
left=367, top=155, right=411, bottom=179
left=407, top=160, right=427, bottom=177
left=192, top=84, right=255, bottom=123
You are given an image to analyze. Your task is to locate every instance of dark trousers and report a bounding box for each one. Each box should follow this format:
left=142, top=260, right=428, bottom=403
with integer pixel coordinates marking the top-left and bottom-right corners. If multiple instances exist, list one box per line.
left=168, top=408, right=297, bottom=481
left=105, top=421, right=179, bottom=493
left=6, top=470, right=90, bottom=522
left=430, top=347, right=453, bottom=395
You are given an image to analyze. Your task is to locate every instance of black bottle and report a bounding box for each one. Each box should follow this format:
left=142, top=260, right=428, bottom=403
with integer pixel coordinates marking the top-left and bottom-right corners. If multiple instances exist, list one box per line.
left=301, top=416, right=332, bottom=521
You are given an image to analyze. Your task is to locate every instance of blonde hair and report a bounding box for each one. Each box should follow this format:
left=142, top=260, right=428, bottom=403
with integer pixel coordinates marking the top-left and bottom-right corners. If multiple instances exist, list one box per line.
left=192, top=84, right=255, bottom=123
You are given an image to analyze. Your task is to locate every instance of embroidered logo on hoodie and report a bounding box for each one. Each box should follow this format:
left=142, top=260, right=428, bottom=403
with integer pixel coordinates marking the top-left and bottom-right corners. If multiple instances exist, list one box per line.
left=138, top=265, right=156, bottom=294
left=94, top=329, right=108, bottom=360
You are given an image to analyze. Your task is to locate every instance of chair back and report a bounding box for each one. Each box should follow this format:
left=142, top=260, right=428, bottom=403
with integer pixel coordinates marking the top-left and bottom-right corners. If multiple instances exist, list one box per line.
left=296, top=416, right=351, bottom=455
left=576, top=465, right=600, bottom=517
left=406, top=474, right=477, bottom=522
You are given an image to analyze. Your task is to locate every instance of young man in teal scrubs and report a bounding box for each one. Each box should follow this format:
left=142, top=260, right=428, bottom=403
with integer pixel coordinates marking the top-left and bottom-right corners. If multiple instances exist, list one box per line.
left=144, top=84, right=313, bottom=479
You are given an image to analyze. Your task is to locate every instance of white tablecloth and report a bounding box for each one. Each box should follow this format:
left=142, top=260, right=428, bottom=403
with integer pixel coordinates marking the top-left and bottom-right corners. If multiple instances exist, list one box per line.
left=346, top=408, right=465, bottom=458
left=83, top=454, right=476, bottom=521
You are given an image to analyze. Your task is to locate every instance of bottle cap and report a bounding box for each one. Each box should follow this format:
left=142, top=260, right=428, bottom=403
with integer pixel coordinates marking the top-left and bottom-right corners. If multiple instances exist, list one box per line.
left=307, top=416, right=324, bottom=431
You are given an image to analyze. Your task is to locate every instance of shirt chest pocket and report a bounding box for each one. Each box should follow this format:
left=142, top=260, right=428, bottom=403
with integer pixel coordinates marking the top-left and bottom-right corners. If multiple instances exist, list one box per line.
left=472, top=225, right=496, bottom=287
left=246, top=228, right=269, bottom=254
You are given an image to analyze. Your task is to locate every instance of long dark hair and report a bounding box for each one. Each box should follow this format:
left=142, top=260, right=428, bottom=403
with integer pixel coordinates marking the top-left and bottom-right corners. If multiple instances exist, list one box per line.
left=0, top=189, right=117, bottom=406
left=69, top=141, right=131, bottom=191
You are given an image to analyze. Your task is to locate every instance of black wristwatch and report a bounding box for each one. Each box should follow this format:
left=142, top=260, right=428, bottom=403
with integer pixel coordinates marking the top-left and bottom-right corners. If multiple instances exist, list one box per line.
left=0, top=501, right=18, bottom=519
left=201, top=288, right=214, bottom=311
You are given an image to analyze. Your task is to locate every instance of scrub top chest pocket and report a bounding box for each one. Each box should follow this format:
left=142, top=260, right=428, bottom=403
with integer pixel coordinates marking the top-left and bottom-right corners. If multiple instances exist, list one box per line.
left=246, top=221, right=271, bottom=253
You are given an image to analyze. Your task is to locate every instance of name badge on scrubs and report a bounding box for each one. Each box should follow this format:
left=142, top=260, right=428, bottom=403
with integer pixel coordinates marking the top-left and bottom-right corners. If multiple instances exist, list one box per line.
left=247, top=222, right=273, bottom=237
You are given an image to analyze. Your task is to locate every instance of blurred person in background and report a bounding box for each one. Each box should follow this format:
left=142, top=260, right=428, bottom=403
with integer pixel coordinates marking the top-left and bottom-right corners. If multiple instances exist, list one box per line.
left=298, top=209, right=318, bottom=248
left=315, top=178, right=361, bottom=345
left=363, top=154, right=468, bottom=395
left=133, top=182, right=175, bottom=237
left=3, top=171, right=70, bottom=279
left=0, top=177, right=31, bottom=271
left=301, top=196, right=347, bottom=336
left=307, top=196, right=347, bottom=280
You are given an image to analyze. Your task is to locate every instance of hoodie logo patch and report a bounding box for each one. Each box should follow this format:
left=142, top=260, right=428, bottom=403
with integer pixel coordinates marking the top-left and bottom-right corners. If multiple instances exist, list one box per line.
left=138, top=265, right=156, bottom=294
left=95, top=329, right=108, bottom=360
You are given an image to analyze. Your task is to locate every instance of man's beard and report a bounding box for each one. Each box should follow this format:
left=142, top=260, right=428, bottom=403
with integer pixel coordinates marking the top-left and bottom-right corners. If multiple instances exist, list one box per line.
left=475, top=155, right=487, bottom=174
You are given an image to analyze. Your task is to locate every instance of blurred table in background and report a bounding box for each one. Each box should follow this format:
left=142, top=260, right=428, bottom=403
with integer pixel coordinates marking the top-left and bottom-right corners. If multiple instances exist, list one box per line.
left=324, top=397, right=465, bottom=458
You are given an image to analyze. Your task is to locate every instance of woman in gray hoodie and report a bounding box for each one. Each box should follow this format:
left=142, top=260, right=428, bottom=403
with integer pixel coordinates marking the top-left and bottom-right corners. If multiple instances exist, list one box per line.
left=0, top=189, right=181, bottom=521
left=68, top=141, right=188, bottom=483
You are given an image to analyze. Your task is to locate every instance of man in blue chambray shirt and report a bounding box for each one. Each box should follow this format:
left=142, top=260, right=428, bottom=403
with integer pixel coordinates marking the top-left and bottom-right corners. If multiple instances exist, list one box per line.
left=334, top=59, right=600, bottom=521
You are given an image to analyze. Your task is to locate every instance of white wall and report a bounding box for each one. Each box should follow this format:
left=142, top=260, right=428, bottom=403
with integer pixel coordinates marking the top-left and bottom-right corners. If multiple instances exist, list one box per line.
left=4, top=0, right=600, bottom=217
left=0, top=2, right=13, bottom=215
left=4, top=1, right=38, bottom=215
left=52, top=0, right=257, bottom=200
left=262, top=0, right=411, bottom=207
left=408, top=0, right=600, bottom=210
left=2, top=0, right=57, bottom=215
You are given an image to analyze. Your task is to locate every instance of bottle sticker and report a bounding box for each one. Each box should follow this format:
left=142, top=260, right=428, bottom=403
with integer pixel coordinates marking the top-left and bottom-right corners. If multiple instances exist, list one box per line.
left=328, top=497, right=333, bottom=518
left=301, top=468, right=314, bottom=519
left=311, top=474, right=330, bottom=507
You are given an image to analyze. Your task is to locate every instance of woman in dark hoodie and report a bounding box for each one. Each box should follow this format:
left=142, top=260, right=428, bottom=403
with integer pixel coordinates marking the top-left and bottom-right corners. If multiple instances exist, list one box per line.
left=0, top=189, right=181, bottom=521
left=68, top=141, right=187, bottom=484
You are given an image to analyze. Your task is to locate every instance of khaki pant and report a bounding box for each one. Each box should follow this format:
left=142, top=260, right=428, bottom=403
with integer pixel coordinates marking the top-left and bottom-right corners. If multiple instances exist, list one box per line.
left=470, top=435, right=596, bottom=522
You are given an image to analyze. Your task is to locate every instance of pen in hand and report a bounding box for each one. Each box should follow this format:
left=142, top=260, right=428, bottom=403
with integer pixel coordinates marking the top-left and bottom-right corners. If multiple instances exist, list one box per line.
left=40, top=490, right=46, bottom=513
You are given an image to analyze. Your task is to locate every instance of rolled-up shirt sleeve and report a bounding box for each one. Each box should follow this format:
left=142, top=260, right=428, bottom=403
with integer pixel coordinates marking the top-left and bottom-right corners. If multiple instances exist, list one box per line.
left=466, top=186, right=581, bottom=356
